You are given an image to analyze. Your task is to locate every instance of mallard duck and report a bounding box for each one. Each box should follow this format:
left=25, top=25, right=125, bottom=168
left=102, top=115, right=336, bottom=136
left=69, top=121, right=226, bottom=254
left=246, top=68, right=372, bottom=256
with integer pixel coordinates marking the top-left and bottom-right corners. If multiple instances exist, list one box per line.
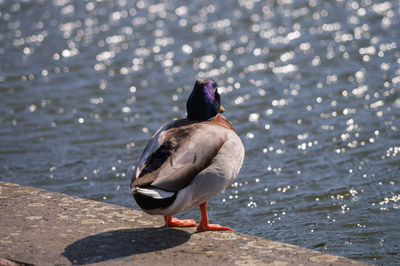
left=131, top=78, right=244, bottom=231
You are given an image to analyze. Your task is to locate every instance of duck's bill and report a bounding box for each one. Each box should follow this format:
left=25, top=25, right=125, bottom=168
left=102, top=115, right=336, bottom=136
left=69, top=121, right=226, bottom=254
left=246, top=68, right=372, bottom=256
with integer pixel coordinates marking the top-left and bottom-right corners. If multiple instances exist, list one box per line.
left=219, top=105, right=226, bottom=113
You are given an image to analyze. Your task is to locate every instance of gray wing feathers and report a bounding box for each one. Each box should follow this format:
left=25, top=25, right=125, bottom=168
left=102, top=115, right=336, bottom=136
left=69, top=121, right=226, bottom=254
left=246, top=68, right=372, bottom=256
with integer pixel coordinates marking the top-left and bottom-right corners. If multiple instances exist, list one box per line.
left=134, top=121, right=171, bottom=179
left=132, top=123, right=227, bottom=192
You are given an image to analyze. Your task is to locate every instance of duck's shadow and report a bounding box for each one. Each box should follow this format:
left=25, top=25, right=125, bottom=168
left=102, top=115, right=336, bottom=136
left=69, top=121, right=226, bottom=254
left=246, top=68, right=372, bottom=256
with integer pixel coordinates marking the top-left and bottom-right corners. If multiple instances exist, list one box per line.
left=62, top=227, right=191, bottom=265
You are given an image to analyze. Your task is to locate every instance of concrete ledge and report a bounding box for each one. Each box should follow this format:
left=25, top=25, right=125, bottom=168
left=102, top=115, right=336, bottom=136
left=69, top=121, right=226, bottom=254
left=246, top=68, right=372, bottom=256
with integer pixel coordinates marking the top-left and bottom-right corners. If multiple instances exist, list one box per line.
left=0, top=181, right=366, bottom=265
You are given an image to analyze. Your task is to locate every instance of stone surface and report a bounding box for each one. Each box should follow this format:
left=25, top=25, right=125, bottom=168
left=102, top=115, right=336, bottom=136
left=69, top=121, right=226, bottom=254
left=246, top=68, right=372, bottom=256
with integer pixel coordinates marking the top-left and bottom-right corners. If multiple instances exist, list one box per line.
left=0, top=181, right=367, bottom=265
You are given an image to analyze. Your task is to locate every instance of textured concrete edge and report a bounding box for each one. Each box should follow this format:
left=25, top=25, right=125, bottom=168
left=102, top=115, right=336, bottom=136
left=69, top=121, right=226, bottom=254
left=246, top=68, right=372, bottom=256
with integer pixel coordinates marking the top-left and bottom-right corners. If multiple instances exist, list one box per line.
left=0, top=181, right=369, bottom=265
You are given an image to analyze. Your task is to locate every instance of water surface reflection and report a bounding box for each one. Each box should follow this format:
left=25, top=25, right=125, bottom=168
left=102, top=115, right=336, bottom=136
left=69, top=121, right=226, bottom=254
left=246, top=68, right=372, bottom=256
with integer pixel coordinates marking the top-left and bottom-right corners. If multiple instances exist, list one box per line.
left=1, top=0, right=399, bottom=264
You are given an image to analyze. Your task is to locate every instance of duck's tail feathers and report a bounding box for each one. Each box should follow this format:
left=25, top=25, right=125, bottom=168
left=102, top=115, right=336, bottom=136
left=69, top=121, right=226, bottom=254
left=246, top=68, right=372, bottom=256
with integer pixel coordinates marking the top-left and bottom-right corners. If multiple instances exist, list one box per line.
left=131, top=186, right=175, bottom=199
left=132, top=186, right=177, bottom=211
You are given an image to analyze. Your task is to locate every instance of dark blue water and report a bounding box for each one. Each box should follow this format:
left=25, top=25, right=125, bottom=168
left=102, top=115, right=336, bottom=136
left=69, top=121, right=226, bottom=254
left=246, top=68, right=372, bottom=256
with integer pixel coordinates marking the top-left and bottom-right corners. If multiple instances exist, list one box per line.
left=1, top=0, right=400, bottom=264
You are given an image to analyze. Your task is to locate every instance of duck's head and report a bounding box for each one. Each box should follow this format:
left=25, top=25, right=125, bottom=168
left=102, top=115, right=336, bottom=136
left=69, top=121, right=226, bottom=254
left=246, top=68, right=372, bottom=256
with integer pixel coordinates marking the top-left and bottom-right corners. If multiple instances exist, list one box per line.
left=186, top=78, right=225, bottom=120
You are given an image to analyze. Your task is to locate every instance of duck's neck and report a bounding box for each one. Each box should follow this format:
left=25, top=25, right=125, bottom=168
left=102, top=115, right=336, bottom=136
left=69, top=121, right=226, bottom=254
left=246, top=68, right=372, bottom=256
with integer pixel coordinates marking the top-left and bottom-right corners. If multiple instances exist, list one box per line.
left=209, top=114, right=234, bottom=131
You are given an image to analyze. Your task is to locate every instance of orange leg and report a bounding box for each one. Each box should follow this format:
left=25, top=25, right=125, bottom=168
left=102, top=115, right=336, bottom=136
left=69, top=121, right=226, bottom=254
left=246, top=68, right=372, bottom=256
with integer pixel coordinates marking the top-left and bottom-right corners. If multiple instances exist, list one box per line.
left=164, top=215, right=196, bottom=227
left=196, top=202, right=234, bottom=232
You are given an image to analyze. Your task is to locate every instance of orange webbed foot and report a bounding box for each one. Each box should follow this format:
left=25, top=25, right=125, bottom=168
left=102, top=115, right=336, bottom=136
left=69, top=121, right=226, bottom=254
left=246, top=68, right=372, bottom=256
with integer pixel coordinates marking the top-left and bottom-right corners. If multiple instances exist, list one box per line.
left=164, top=216, right=196, bottom=227
left=196, top=202, right=234, bottom=232
left=196, top=223, right=234, bottom=232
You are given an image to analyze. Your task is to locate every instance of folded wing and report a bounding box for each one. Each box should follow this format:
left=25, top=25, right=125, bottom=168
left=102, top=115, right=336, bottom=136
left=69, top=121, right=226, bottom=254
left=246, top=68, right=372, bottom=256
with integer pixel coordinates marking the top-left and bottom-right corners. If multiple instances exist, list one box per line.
left=131, top=123, right=227, bottom=192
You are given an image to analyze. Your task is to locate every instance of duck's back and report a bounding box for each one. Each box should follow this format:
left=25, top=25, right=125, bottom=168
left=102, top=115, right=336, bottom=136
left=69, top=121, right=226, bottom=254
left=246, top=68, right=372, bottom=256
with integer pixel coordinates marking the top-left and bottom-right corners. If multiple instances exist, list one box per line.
left=132, top=114, right=244, bottom=193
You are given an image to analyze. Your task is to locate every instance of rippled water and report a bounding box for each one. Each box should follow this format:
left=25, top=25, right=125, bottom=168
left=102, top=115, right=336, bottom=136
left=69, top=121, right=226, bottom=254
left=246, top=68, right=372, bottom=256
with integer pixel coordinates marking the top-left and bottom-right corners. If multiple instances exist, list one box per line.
left=1, top=0, right=400, bottom=264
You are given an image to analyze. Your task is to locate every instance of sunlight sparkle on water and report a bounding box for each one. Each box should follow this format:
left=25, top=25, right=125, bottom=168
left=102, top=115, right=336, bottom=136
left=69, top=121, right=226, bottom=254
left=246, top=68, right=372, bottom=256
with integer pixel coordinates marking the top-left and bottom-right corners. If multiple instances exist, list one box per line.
left=1, top=0, right=400, bottom=264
